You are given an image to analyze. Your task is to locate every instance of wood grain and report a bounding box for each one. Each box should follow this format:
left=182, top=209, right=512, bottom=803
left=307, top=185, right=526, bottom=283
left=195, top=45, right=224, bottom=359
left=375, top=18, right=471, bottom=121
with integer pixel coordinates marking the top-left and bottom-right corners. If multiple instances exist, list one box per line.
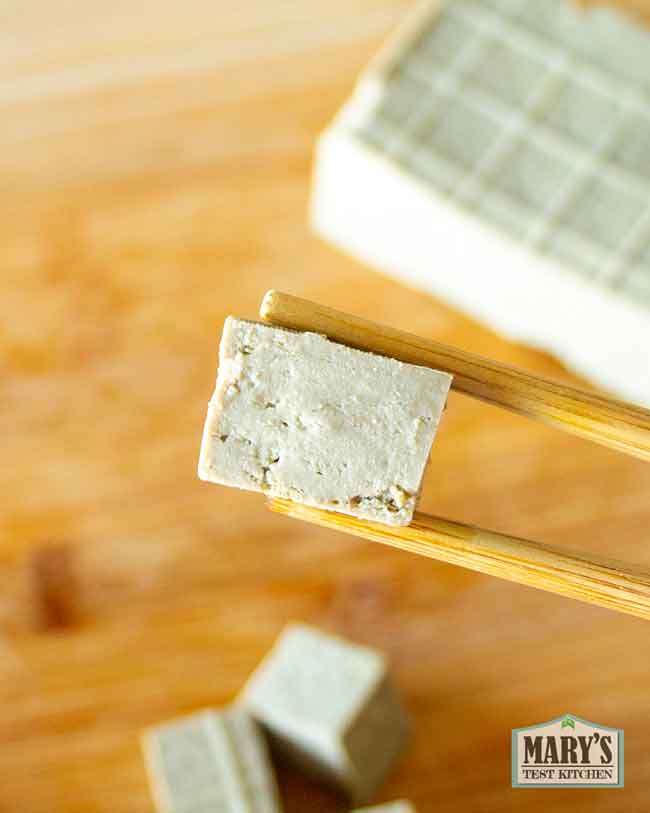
left=261, top=291, right=650, bottom=460
left=2, top=2, right=650, bottom=813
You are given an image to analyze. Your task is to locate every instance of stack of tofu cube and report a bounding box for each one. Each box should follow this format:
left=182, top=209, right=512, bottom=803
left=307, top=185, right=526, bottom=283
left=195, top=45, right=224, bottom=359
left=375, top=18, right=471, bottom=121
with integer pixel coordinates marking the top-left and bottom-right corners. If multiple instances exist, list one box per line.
left=142, top=624, right=415, bottom=812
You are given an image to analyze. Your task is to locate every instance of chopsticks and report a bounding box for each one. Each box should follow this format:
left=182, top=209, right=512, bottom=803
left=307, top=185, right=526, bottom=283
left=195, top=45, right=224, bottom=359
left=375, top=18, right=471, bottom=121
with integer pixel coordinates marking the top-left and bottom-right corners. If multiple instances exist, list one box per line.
left=268, top=499, right=650, bottom=621
left=260, top=290, right=650, bottom=461
left=260, top=290, right=650, bottom=620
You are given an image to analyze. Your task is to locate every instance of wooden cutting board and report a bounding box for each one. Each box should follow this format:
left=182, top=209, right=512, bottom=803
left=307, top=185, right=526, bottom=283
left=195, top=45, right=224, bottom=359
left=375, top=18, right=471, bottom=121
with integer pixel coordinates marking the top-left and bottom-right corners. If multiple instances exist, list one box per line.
left=2, top=2, right=650, bottom=811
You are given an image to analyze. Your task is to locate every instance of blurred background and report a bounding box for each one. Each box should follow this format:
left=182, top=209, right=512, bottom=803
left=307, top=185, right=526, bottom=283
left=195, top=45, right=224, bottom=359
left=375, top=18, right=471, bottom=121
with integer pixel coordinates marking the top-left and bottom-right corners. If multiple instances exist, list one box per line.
left=2, top=1, right=650, bottom=811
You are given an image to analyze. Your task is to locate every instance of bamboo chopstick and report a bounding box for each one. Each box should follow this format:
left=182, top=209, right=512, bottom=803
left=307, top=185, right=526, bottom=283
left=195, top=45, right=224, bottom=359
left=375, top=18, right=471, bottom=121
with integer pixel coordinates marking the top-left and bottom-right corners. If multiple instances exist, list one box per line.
left=260, top=290, right=650, bottom=461
left=269, top=498, right=650, bottom=621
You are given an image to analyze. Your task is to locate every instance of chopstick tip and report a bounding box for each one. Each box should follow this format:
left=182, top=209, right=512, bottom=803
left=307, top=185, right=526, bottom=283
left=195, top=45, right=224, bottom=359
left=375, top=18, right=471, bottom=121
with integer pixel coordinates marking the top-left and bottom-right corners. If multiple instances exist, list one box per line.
left=259, top=289, right=281, bottom=320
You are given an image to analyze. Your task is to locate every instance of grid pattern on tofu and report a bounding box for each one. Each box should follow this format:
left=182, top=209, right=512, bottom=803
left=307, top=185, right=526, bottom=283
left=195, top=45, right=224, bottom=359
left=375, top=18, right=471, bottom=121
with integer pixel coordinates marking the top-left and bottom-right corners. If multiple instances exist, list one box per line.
left=356, top=0, right=650, bottom=303
left=198, top=318, right=451, bottom=526
left=142, top=708, right=281, bottom=813
left=239, top=624, right=410, bottom=804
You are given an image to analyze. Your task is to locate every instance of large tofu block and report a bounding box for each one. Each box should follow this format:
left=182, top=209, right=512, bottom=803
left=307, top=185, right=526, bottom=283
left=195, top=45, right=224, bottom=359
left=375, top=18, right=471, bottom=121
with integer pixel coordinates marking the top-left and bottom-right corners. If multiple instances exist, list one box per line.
left=352, top=803, right=415, bottom=813
left=239, top=624, right=410, bottom=804
left=198, top=317, right=451, bottom=526
left=142, top=707, right=282, bottom=813
left=311, top=0, right=650, bottom=405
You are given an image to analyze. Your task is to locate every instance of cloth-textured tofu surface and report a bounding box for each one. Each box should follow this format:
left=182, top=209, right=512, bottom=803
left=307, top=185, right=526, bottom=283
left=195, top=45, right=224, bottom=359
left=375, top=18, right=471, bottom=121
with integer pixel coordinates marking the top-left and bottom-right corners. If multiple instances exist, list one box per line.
left=198, top=317, right=451, bottom=525
left=311, top=0, right=650, bottom=404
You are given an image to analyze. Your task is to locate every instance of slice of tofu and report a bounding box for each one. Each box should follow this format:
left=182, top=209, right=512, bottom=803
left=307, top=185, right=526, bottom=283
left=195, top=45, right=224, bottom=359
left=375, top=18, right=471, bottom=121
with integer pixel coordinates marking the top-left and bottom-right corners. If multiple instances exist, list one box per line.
left=198, top=317, right=451, bottom=526
left=239, top=624, right=410, bottom=805
left=352, top=803, right=416, bottom=813
left=142, top=707, right=282, bottom=813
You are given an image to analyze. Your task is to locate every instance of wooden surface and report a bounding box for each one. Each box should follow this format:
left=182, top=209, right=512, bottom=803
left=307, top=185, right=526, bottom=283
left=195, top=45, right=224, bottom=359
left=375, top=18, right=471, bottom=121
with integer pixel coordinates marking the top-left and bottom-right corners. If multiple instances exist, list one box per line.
left=2, top=2, right=650, bottom=811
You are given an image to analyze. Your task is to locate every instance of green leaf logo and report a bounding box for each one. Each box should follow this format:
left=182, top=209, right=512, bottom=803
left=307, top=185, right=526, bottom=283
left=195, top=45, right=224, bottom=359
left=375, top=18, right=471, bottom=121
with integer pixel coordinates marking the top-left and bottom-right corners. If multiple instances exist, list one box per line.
left=561, top=716, right=575, bottom=730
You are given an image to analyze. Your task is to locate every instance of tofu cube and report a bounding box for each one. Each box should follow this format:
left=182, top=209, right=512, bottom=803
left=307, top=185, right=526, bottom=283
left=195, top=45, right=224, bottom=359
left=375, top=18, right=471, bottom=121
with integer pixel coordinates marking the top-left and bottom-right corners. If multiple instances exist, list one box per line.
left=142, top=707, right=282, bottom=813
left=198, top=318, right=451, bottom=526
left=239, top=624, right=409, bottom=804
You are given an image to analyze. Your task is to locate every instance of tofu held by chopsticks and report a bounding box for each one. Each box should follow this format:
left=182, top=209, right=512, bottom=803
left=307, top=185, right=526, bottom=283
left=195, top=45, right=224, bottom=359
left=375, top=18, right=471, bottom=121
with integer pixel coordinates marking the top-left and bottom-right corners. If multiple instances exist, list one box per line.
left=198, top=317, right=452, bottom=526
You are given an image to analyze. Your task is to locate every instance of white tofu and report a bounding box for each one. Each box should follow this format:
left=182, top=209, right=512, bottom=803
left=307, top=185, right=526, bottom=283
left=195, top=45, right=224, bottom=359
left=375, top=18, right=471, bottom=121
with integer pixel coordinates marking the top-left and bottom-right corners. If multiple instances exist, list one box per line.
left=198, top=317, right=451, bottom=526
left=142, top=707, right=282, bottom=813
left=352, top=803, right=415, bottom=813
left=311, top=0, right=650, bottom=406
left=239, top=624, right=410, bottom=804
